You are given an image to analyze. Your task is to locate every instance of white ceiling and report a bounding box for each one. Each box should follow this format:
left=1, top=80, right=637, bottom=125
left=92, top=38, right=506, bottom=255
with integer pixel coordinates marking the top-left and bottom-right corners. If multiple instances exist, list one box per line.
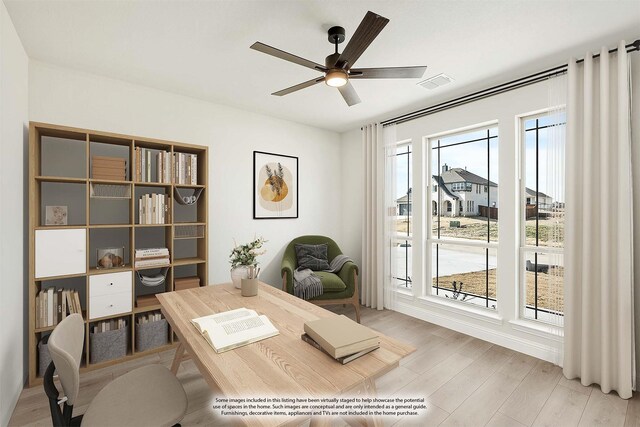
left=5, top=0, right=640, bottom=133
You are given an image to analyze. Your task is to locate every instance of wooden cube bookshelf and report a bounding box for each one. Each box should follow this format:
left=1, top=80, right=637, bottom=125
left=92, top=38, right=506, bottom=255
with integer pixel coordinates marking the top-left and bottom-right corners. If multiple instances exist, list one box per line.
left=28, top=122, right=208, bottom=387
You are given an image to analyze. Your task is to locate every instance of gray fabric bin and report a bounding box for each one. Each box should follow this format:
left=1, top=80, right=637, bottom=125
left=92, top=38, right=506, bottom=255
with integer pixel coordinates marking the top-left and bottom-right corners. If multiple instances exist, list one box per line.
left=136, top=319, right=168, bottom=352
left=90, top=327, right=128, bottom=364
left=38, top=336, right=51, bottom=377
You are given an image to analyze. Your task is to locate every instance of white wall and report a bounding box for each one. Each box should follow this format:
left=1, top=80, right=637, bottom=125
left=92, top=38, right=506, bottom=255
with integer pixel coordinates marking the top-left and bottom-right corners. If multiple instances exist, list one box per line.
left=342, top=53, right=640, bottom=368
left=28, top=61, right=345, bottom=288
left=340, top=128, right=363, bottom=269
left=0, top=1, right=28, bottom=424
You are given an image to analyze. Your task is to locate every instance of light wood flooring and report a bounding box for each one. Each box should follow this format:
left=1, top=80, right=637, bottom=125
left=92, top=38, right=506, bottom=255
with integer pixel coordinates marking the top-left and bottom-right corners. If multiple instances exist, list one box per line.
left=9, top=306, right=640, bottom=426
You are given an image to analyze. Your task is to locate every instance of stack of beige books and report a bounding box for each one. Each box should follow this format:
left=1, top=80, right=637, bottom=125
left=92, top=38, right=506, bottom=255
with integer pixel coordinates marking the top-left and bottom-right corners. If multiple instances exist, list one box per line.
left=302, top=315, right=380, bottom=364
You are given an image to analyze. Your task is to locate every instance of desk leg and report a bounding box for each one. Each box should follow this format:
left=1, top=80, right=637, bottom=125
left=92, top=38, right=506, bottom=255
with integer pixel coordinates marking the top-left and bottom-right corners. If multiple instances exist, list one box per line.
left=309, top=417, right=332, bottom=427
left=343, top=378, right=383, bottom=427
left=171, top=343, right=185, bottom=375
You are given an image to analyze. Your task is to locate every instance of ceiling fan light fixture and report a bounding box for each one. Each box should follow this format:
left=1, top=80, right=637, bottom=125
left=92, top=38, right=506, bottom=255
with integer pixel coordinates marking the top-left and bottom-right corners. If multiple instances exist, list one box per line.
left=325, top=69, right=348, bottom=87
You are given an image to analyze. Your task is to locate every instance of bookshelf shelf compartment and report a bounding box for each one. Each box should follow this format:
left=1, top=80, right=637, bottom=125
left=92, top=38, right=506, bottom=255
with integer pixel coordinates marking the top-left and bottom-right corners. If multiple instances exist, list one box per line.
left=29, top=121, right=208, bottom=387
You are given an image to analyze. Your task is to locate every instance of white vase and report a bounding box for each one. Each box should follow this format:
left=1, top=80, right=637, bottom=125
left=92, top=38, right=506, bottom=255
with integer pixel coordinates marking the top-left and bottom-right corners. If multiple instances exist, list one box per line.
left=231, top=266, right=251, bottom=289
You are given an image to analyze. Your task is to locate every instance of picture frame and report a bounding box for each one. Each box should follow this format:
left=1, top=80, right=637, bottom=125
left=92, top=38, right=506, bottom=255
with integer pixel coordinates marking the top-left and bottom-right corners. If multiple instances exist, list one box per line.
left=253, top=151, right=298, bottom=219
left=45, top=205, right=68, bottom=225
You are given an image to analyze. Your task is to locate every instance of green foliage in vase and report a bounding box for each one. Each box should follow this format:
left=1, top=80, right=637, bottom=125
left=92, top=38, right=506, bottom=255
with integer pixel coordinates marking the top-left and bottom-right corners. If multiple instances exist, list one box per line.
left=229, top=236, right=267, bottom=268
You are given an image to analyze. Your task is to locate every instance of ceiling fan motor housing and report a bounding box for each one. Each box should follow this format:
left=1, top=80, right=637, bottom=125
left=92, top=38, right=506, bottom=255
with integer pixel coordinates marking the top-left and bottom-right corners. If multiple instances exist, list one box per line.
left=328, top=26, right=346, bottom=44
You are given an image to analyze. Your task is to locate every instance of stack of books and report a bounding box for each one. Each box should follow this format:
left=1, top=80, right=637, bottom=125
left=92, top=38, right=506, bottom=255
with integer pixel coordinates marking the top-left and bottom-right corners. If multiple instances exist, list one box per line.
left=302, top=315, right=380, bottom=364
left=92, top=156, right=126, bottom=181
left=173, top=152, right=198, bottom=185
left=92, top=318, right=127, bottom=334
left=135, top=248, right=170, bottom=268
left=36, top=288, right=83, bottom=328
left=175, top=276, right=200, bottom=291
left=135, top=148, right=171, bottom=183
left=138, top=193, right=168, bottom=224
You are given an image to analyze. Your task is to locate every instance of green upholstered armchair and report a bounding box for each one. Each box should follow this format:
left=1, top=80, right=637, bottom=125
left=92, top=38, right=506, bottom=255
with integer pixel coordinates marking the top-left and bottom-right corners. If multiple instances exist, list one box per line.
left=281, top=235, right=360, bottom=323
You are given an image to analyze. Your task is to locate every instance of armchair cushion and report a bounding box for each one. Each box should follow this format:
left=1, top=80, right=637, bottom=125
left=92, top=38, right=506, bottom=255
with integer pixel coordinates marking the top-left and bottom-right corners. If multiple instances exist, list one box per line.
left=313, top=272, right=347, bottom=293
left=295, top=243, right=330, bottom=271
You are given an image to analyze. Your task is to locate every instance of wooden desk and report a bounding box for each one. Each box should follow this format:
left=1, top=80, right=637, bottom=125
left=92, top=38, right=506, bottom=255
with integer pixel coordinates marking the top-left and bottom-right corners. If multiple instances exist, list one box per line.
left=158, top=282, right=414, bottom=427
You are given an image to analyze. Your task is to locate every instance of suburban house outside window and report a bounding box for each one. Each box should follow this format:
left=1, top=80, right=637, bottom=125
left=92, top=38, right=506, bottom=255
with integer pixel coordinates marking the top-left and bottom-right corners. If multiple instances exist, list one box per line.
left=520, top=111, right=566, bottom=325
left=427, top=125, right=499, bottom=309
left=393, top=143, right=412, bottom=289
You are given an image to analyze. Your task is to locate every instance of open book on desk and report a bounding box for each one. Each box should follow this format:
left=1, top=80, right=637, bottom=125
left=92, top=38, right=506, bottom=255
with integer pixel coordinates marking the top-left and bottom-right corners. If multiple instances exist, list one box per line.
left=191, top=308, right=279, bottom=353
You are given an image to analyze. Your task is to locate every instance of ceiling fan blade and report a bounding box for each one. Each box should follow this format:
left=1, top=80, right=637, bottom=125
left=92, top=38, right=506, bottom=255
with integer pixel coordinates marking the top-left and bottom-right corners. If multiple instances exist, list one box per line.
left=350, top=66, right=427, bottom=79
left=338, top=81, right=361, bottom=106
left=334, top=11, right=389, bottom=69
left=251, top=42, right=327, bottom=72
left=272, top=77, right=325, bottom=96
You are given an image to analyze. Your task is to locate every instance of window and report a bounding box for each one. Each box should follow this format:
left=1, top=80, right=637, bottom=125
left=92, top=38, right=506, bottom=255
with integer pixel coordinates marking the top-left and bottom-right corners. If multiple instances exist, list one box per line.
left=392, top=143, right=412, bottom=289
left=428, top=126, right=498, bottom=309
left=520, top=111, right=565, bottom=324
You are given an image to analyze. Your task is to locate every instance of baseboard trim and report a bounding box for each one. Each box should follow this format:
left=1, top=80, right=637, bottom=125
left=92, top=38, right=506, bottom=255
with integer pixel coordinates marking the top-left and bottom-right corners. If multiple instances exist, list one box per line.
left=393, top=299, right=562, bottom=365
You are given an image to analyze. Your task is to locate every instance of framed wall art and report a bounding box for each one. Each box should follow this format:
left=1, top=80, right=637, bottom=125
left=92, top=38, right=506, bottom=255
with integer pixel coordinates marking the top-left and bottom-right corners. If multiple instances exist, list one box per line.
left=253, top=151, right=298, bottom=219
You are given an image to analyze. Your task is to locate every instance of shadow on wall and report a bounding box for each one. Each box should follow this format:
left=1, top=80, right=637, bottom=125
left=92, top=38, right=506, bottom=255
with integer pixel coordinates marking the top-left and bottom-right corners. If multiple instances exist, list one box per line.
left=22, top=123, right=29, bottom=385
left=261, top=244, right=287, bottom=289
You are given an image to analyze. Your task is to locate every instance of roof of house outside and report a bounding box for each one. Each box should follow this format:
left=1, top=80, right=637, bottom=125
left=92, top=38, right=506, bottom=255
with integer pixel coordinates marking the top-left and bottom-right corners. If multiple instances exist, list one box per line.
left=432, top=175, right=459, bottom=200
left=524, top=187, right=551, bottom=198
left=440, top=167, right=498, bottom=187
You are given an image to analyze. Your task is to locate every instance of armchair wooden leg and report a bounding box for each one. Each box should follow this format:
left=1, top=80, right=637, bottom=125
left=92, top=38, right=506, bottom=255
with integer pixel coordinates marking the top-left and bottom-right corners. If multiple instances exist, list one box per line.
left=353, top=303, right=361, bottom=324
left=353, top=269, right=361, bottom=324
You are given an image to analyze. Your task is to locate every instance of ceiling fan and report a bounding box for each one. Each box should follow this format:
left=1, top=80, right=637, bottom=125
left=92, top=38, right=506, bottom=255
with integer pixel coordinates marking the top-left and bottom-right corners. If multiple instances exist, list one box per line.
left=250, top=11, right=427, bottom=106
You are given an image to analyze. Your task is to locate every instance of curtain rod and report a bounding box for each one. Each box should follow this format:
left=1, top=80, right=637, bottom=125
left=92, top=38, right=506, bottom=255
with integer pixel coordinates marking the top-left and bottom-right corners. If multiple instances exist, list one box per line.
left=378, top=39, right=640, bottom=127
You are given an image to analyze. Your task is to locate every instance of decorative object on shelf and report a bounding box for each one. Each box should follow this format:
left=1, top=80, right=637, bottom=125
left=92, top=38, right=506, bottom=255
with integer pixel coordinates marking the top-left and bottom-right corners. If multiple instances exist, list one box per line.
left=173, top=186, right=203, bottom=206
left=174, top=276, right=200, bottom=291
left=90, top=318, right=128, bottom=364
left=90, top=183, right=131, bottom=199
left=229, top=236, right=266, bottom=289
left=241, top=266, right=260, bottom=297
left=253, top=151, right=298, bottom=219
left=136, top=267, right=169, bottom=287
left=45, top=205, right=67, bottom=225
left=136, top=294, right=160, bottom=307
left=96, top=247, right=125, bottom=269
left=174, top=224, right=205, bottom=239
left=92, top=155, right=126, bottom=181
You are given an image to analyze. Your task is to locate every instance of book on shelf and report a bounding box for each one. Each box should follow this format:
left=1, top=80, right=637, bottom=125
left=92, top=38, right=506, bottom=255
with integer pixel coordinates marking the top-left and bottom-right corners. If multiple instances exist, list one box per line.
left=92, top=318, right=127, bottom=334
left=36, top=288, right=83, bottom=328
left=173, top=152, right=198, bottom=185
left=135, top=148, right=172, bottom=183
left=191, top=308, right=279, bottom=353
left=137, top=312, right=163, bottom=324
left=303, top=315, right=379, bottom=359
left=300, top=333, right=379, bottom=364
left=135, top=247, right=169, bottom=257
left=135, top=257, right=170, bottom=268
left=138, top=193, right=168, bottom=224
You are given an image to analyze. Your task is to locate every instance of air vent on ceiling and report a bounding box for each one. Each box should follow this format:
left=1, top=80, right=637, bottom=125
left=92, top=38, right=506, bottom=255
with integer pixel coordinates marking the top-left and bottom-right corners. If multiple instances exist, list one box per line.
left=418, top=73, right=454, bottom=90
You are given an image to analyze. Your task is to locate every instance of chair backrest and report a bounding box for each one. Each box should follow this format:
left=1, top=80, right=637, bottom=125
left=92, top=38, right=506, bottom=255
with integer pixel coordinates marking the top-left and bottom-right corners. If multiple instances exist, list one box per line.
left=48, top=313, right=84, bottom=406
left=283, top=235, right=343, bottom=268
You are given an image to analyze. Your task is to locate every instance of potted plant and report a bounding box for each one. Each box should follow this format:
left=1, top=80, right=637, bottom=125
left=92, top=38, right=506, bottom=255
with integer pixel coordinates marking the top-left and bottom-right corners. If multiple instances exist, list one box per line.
left=229, top=237, right=266, bottom=288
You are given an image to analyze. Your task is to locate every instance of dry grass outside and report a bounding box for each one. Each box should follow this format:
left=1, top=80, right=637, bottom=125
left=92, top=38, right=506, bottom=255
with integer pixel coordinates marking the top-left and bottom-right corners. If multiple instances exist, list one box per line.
left=396, top=215, right=565, bottom=246
left=433, top=267, right=564, bottom=312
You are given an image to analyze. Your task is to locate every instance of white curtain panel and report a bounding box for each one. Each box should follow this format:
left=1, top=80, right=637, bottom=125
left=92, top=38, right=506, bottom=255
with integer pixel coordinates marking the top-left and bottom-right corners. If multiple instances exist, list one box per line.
left=361, top=123, right=397, bottom=309
left=564, top=41, right=635, bottom=398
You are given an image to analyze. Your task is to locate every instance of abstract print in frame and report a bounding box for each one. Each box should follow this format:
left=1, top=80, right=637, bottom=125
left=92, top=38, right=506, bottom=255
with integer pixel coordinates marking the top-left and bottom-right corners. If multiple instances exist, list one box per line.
left=253, top=151, right=298, bottom=219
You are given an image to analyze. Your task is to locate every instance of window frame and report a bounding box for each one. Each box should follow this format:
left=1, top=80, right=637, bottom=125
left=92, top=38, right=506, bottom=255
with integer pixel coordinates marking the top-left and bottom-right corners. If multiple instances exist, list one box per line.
left=518, top=109, right=566, bottom=325
left=391, top=141, right=413, bottom=290
left=425, top=123, right=499, bottom=310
